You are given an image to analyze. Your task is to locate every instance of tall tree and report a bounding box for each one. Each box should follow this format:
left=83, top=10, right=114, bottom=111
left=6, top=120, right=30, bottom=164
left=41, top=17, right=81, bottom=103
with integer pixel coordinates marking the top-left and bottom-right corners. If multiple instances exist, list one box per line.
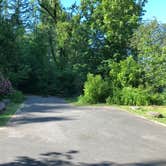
left=131, top=20, right=166, bottom=92
left=80, top=0, right=147, bottom=61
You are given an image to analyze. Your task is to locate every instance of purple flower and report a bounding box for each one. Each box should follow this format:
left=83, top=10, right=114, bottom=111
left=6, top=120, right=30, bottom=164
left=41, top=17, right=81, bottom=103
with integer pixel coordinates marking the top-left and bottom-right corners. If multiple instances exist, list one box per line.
left=0, top=77, right=13, bottom=95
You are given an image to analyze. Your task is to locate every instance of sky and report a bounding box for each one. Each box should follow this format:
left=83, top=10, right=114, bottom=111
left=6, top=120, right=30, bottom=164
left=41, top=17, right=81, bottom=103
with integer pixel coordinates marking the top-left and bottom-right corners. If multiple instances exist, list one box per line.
left=61, top=0, right=166, bottom=23
left=144, top=0, right=166, bottom=23
left=61, top=0, right=79, bottom=8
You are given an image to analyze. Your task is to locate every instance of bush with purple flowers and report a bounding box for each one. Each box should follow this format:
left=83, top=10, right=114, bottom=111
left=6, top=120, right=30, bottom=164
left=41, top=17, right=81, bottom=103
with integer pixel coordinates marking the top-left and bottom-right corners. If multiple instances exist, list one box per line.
left=0, top=75, right=13, bottom=97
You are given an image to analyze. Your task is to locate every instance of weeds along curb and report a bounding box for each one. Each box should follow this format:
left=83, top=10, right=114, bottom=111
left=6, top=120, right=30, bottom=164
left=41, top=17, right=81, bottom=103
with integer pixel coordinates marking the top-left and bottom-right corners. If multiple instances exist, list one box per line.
left=6, top=102, right=25, bottom=126
left=116, top=107, right=166, bottom=128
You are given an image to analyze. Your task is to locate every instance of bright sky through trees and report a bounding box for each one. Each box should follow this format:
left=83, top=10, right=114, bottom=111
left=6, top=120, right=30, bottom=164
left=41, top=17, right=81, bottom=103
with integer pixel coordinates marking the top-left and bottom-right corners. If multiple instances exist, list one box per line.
left=61, top=0, right=166, bottom=23
left=144, top=0, right=166, bottom=23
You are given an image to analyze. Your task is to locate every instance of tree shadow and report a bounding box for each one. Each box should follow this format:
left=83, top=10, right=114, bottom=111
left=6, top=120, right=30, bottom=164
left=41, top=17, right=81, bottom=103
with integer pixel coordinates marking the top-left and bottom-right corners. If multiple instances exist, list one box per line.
left=16, top=95, right=75, bottom=115
left=7, top=96, right=77, bottom=126
left=21, top=104, right=75, bottom=113
left=0, top=151, right=166, bottom=166
left=25, top=96, right=67, bottom=105
left=9, top=116, right=75, bottom=126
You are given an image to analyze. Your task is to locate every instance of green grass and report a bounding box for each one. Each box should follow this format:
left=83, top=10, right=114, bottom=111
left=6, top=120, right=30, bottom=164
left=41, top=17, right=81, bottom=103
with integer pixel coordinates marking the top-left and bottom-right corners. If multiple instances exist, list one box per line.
left=119, top=106, right=166, bottom=125
left=0, top=103, right=21, bottom=127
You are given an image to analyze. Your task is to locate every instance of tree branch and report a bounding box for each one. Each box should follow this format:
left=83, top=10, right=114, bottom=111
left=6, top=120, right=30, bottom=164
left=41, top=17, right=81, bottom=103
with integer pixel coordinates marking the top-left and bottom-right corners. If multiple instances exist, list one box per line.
left=37, top=0, right=57, bottom=24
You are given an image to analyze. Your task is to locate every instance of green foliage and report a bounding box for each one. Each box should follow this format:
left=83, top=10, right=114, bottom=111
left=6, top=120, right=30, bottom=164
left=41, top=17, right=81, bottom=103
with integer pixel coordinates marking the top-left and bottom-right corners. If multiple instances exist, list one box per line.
left=106, top=87, right=149, bottom=106
left=81, top=52, right=166, bottom=105
left=121, top=87, right=149, bottom=106
left=44, top=68, right=78, bottom=97
left=80, top=0, right=146, bottom=61
left=0, top=103, right=21, bottom=127
left=106, top=89, right=122, bottom=105
left=2, top=0, right=166, bottom=107
left=78, top=74, right=110, bottom=104
left=0, top=19, right=18, bottom=74
left=7, top=90, right=25, bottom=103
left=149, top=93, right=166, bottom=105
left=107, top=88, right=166, bottom=106
left=109, top=56, right=143, bottom=88
left=131, top=20, right=166, bottom=92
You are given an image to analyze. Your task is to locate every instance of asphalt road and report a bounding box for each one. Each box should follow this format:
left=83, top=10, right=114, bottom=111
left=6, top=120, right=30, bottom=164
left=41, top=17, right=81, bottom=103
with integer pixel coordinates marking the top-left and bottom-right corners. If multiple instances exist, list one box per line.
left=0, top=96, right=166, bottom=166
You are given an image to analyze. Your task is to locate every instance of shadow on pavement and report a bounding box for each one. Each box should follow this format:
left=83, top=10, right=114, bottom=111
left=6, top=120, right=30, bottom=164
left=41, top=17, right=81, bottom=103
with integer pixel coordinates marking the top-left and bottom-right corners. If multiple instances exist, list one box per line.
left=21, top=103, right=75, bottom=113
left=8, top=96, right=76, bottom=126
left=0, top=151, right=166, bottom=166
left=10, top=116, right=74, bottom=126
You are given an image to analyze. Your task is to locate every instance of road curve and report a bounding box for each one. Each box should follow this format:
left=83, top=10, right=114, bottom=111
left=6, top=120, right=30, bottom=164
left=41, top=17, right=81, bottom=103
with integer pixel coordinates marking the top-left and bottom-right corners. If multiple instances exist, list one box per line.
left=0, top=96, right=166, bottom=166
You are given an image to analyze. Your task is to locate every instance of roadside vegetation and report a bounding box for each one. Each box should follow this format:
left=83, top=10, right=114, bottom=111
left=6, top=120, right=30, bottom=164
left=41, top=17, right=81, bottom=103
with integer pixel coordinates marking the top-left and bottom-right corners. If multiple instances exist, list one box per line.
left=78, top=22, right=166, bottom=106
left=0, top=75, right=24, bottom=126
left=120, top=106, right=166, bottom=125
left=0, top=103, right=21, bottom=127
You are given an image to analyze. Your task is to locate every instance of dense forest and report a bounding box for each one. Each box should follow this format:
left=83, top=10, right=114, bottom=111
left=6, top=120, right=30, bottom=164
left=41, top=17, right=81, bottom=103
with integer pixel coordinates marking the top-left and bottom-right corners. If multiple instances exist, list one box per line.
left=0, top=0, right=166, bottom=105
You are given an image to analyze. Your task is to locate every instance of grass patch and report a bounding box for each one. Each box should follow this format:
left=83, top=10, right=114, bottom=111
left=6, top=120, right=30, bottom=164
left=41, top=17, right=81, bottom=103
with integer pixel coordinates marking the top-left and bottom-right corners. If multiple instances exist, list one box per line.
left=120, top=106, right=166, bottom=125
left=0, top=103, right=21, bottom=127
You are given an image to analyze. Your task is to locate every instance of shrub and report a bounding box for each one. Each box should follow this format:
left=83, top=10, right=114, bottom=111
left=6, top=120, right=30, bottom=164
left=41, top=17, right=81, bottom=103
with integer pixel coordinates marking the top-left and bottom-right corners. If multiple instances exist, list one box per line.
left=107, top=87, right=150, bottom=106
left=120, top=87, right=150, bottom=105
left=78, top=95, right=88, bottom=104
left=149, top=93, right=165, bottom=105
left=78, top=73, right=110, bottom=104
left=109, top=56, right=143, bottom=88
left=106, top=88, right=122, bottom=105
left=7, top=90, right=25, bottom=103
